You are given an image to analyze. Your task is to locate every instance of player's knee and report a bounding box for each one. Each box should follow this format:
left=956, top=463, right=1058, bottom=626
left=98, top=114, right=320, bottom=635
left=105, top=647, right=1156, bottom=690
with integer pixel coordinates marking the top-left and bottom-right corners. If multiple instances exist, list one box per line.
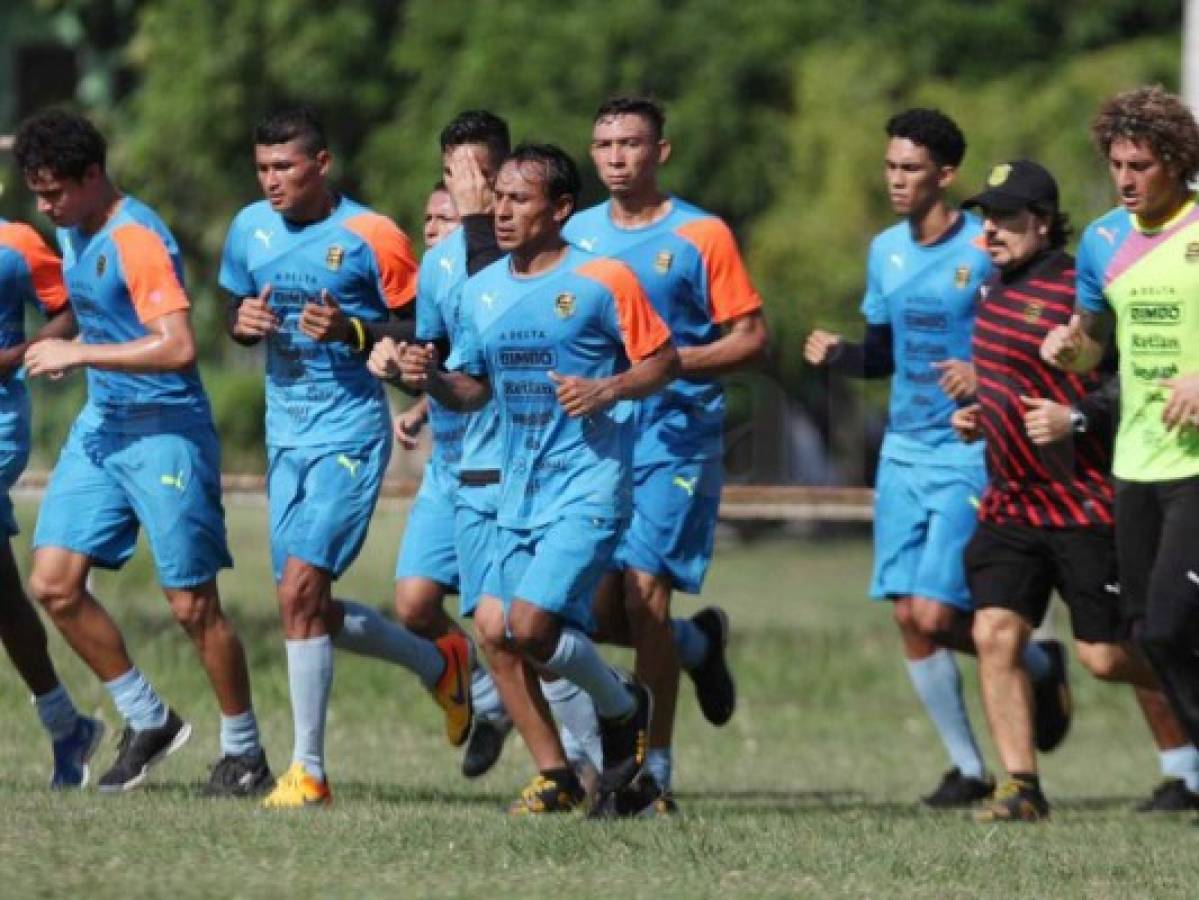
left=973, top=610, right=1023, bottom=659
left=473, top=598, right=507, bottom=651
left=28, top=566, right=85, bottom=617
left=911, top=601, right=951, bottom=643
left=1076, top=642, right=1124, bottom=682
left=169, top=590, right=218, bottom=636
left=624, top=577, right=672, bottom=631
left=506, top=603, right=558, bottom=660
left=891, top=599, right=918, bottom=635
left=394, top=586, right=441, bottom=636
left=276, top=569, right=324, bottom=624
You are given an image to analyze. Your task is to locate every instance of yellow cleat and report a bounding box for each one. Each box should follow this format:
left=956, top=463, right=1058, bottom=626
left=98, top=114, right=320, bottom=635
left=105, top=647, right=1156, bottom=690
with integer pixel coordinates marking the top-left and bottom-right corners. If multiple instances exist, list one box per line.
left=432, top=633, right=474, bottom=747
left=507, top=773, right=586, bottom=816
left=261, top=762, right=331, bottom=809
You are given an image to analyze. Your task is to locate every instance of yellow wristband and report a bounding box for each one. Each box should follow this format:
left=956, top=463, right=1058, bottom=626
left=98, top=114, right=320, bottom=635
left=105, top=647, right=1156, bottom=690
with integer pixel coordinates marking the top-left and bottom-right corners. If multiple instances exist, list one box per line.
left=349, top=317, right=367, bottom=353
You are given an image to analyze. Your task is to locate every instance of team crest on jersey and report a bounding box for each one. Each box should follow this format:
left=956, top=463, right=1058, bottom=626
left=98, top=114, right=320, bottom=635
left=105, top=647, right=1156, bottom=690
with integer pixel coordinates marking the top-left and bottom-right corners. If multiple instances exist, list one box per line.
left=325, top=245, right=345, bottom=271
left=1186, top=242, right=1199, bottom=263
left=554, top=292, right=576, bottom=318
left=654, top=250, right=673, bottom=274
left=1023, top=300, right=1044, bottom=324
left=96, top=254, right=107, bottom=277
left=954, top=265, right=970, bottom=290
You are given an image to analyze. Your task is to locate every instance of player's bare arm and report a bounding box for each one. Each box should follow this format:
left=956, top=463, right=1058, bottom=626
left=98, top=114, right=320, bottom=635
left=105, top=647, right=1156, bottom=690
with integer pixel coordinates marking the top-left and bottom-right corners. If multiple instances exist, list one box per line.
left=1041, top=310, right=1111, bottom=373
left=950, top=403, right=981, bottom=443
left=1159, top=372, right=1199, bottom=430
left=298, top=289, right=353, bottom=343
left=933, top=359, right=976, bottom=400
left=1019, top=396, right=1074, bottom=445
left=677, top=310, right=768, bottom=376
left=26, top=308, right=196, bottom=376
left=392, top=395, right=429, bottom=450
left=0, top=307, right=77, bottom=380
left=550, top=340, right=680, bottom=419
left=804, top=329, right=842, bottom=366
left=399, top=341, right=491, bottom=412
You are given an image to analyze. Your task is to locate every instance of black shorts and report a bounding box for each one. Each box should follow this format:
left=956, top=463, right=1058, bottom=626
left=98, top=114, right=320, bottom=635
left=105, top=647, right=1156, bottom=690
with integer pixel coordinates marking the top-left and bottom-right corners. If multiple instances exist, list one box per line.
left=1115, top=477, right=1199, bottom=647
left=965, top=520, right=1124, bottom=643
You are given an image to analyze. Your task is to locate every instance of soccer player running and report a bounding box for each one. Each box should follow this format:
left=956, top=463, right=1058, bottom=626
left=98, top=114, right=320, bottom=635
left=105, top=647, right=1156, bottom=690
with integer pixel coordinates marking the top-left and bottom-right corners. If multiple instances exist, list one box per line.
left=805, top=109, right=1068, bottom=807
left=399, top=143, right=677, bottom=814
left=14, top=109, right=270, bottom=795
left=952, top=159, right=1199, bottom=822
left=374, top=111, right=514, bottom=779
left=0, top=216, right=105, bottom=787
left=1042, top=85, right=1199, bottom=779
left=221, top=106, right=471, bottom=808
left=562, top=96, right=768, bottom=813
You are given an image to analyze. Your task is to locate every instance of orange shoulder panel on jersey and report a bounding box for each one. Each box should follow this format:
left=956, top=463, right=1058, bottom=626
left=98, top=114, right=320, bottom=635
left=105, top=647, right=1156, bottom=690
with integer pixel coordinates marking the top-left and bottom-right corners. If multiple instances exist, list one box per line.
left=674, top=217, right=762, bottom=324
left=110, top=224, right=190, bottom=324
left=0, top=221, right=68, bottom=313
left=576, top=257, right=671, bottom=362
left=971, top=233, right=987, bottom=250
left=343, top=213, right=418, bottom=310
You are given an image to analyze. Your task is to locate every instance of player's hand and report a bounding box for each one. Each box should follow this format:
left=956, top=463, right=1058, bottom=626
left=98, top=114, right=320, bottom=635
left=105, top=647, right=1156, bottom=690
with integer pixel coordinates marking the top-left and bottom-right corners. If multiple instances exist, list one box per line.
left=951, top=403, right=982, bottom=443
left=1020, top=395, right=1073, bottom=445
left=233, top=284, right=278, bottom=339
left=804, top=330, right=842, bottom=366
left=398, top=342, right=440, bottom=390
left=368, top=336, right=403, bottom=380
left=445, top=146, right=494, bottom=216
left=25, top=338, right=83, bottom=378
left=1041, top=314, right=1083, bottom=370
left=1159, top=372, right=1199, bottom=431
left=933, top=359, right=976, bottom=400
left=299, top=290, right=352, bottom=343
left=392, top=405, right=427, bottom=450
left=548, top=371, right=616, bottom=418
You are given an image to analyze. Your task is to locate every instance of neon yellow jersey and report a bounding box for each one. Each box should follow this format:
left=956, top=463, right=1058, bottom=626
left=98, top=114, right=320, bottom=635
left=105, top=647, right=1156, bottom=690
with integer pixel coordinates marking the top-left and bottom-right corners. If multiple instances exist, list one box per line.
left=1077, top=196, right=1199, bottom=481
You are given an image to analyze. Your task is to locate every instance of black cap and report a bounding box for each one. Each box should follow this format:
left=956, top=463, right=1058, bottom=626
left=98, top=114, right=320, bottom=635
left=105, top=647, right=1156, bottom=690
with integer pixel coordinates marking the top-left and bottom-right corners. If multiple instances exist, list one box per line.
left=963, top=159, right=1059, bottom=214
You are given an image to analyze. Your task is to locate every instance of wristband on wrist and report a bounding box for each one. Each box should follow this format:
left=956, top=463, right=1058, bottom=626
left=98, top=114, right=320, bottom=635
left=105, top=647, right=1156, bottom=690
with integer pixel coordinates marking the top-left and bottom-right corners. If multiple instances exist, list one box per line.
left=349, top=317, right=367, bottom=353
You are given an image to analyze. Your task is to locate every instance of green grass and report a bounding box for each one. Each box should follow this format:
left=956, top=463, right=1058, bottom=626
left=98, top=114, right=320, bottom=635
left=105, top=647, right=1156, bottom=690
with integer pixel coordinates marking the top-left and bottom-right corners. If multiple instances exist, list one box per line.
left=0, top=501, right=1195, bottom=898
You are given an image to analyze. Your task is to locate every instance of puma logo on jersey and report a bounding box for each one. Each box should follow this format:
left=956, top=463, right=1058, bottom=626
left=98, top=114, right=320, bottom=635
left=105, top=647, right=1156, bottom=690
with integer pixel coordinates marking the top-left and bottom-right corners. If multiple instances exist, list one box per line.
left=160, top=470, right=186, bottom=491
left=672, top=475, right=698, bottom=496
left=337, top=454, right=361, bottom=477
left=890, top=253, right=905, bottom=269
left=1097, top=226, right=1117, bottom=245
left=439, top=257, right=454, bottom=274
left=577, top=238, right=597, bottom=252
left=254, top=228, right=274, bottom=248
left=480, top=292, right=496, bottom=308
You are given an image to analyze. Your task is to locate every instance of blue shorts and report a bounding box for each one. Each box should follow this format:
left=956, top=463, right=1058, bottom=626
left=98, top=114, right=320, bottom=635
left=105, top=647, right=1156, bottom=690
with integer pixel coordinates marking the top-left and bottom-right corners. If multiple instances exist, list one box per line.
left=612, top=458, right=721, bottom=594
left=484, top=515, right=624, bottom=633
left=34, top=421, right=231, bottom=588
left=454, top=482, right=499, bottom=617
left=268, top=438, right=389, bottom=582
left=395, top=460, right=459, bottom=591
left=0, top=444, right=29, bottom=538
left=870, top=456, right=985, bottom=611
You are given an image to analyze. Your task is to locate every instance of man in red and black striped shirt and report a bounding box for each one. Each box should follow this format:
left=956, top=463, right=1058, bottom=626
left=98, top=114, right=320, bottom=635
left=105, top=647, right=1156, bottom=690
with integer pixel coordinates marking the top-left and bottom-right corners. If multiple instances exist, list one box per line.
left=952, top=160, right=1195, bottom=821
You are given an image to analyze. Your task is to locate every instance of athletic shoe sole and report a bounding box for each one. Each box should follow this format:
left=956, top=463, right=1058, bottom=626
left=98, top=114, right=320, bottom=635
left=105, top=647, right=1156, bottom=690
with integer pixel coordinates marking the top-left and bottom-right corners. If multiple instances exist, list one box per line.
left=98, top=721, right=193, bottom=793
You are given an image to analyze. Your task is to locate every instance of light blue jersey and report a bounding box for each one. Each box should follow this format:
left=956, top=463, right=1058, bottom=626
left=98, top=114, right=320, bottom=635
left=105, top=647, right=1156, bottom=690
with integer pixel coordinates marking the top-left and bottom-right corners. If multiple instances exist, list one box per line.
left=862, top=213, right=990, bottom=466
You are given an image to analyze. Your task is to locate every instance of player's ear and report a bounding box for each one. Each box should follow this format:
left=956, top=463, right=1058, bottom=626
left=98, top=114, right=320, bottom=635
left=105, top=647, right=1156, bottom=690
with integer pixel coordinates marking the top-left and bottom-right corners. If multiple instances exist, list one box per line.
left=937, top=164, right=958, bottom=190
left=553, top=195, right=575, bottom=226
left=315, top=149, right=332, bottom=177
left=657, top=139, right=672, bottom=166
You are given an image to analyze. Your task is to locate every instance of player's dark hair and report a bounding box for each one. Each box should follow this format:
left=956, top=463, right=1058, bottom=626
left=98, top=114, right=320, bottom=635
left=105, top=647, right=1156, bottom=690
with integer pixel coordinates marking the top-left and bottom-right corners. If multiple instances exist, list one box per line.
left=504, top=143, right=581, bottom=212
left=13, top=109, right=107, bottom=181
left=439, top=110, right=511, bottom=164
left=253, top=105, right=328, bottom=156
left=1026, top=204, right=1073, bottom=250
left=1092, top=85, right=1199, bottom=185
left=886, top=108, right=966, bottom=168
left=594, top=95, right=666, bottom=140
left=432, top=179, right=448, bottom=193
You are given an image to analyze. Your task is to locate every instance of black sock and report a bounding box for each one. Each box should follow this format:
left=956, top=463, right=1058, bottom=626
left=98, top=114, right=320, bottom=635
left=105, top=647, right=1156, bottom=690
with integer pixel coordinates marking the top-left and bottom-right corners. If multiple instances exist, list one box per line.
left=541, top=766, right=581, bottom=790
left=1011, top=772, right=1041, bottom=792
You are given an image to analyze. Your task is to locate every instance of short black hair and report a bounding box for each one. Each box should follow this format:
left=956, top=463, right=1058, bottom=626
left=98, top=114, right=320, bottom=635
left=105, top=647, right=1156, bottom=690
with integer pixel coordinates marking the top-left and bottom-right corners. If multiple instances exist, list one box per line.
left=431, top=179, right=448, bottom=193
left=13, top=108, right=107, bottom=181
left=253, top=105, right=327, bottom=155
left=885, top=108, right=966, bottom=168
left=504, top=143, right=581, bottom=211
left=439, top=110, right=510, bottom=163
left=594, top=95, right=666, bottom=140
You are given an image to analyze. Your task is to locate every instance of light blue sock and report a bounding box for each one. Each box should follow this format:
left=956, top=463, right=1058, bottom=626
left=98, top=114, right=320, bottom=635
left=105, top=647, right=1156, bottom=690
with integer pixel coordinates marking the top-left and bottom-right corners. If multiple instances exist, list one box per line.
left=471, top=666, right=507, bottom=724
left=1022, top=642, right=1052, bottom=682
left=1160, top=745, right=1199, bottom=792
left=220, top=710, right=261, bottom=757
left=34, top=684, right=81, bottom=741
left=905, top=650, right=985, bottom=779
left=544, top=628, right=634, bottom=720
left=104, top=667, right=169, bottom=732
left=541, top=676, right=603, bottom=770
left=332, top=599, right=444, bottom=687
left=645, top=747, right=672, bottom=790
left=286, top=636, right=334, bottom=781
left=673, top=618, right=709, bottom=671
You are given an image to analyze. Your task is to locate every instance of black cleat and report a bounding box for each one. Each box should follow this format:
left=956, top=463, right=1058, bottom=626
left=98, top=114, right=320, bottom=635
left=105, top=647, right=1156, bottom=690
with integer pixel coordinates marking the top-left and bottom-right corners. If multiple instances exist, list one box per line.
left=1136, top=778, right=1199, bottom=813
left=921, top=767, right=995, bottom=808
left=590, top=676, right=651, bottom=817
left=1032, top=639, right=1072, bottom=753
left=204, top=748, right=273, bottom=798
left=686, top=606, right=736, bottom=727
left=974, top=778, right=1050, bottom=823
left=462, top=717, right=511, bottom=779
left=98, top=709, right=192, bottom=793
left=601, top=772, right=681, bottom=819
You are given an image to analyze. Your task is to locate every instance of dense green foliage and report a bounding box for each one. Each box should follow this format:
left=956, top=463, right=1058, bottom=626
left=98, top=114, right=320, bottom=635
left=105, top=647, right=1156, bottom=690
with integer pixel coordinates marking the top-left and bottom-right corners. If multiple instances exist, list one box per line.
left=0, top=1, right=1185, bottom=468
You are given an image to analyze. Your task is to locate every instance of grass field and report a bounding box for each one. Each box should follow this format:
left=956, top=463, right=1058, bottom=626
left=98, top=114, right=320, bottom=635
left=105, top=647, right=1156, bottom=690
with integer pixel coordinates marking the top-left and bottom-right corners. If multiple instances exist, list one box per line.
left=1, top=500, right=1196, bottom=898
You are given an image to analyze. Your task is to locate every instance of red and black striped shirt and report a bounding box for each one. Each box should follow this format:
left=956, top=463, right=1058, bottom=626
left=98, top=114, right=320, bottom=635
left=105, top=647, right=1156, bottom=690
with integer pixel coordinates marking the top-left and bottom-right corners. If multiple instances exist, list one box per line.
left=973, top=249, right=1114, bottom=528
